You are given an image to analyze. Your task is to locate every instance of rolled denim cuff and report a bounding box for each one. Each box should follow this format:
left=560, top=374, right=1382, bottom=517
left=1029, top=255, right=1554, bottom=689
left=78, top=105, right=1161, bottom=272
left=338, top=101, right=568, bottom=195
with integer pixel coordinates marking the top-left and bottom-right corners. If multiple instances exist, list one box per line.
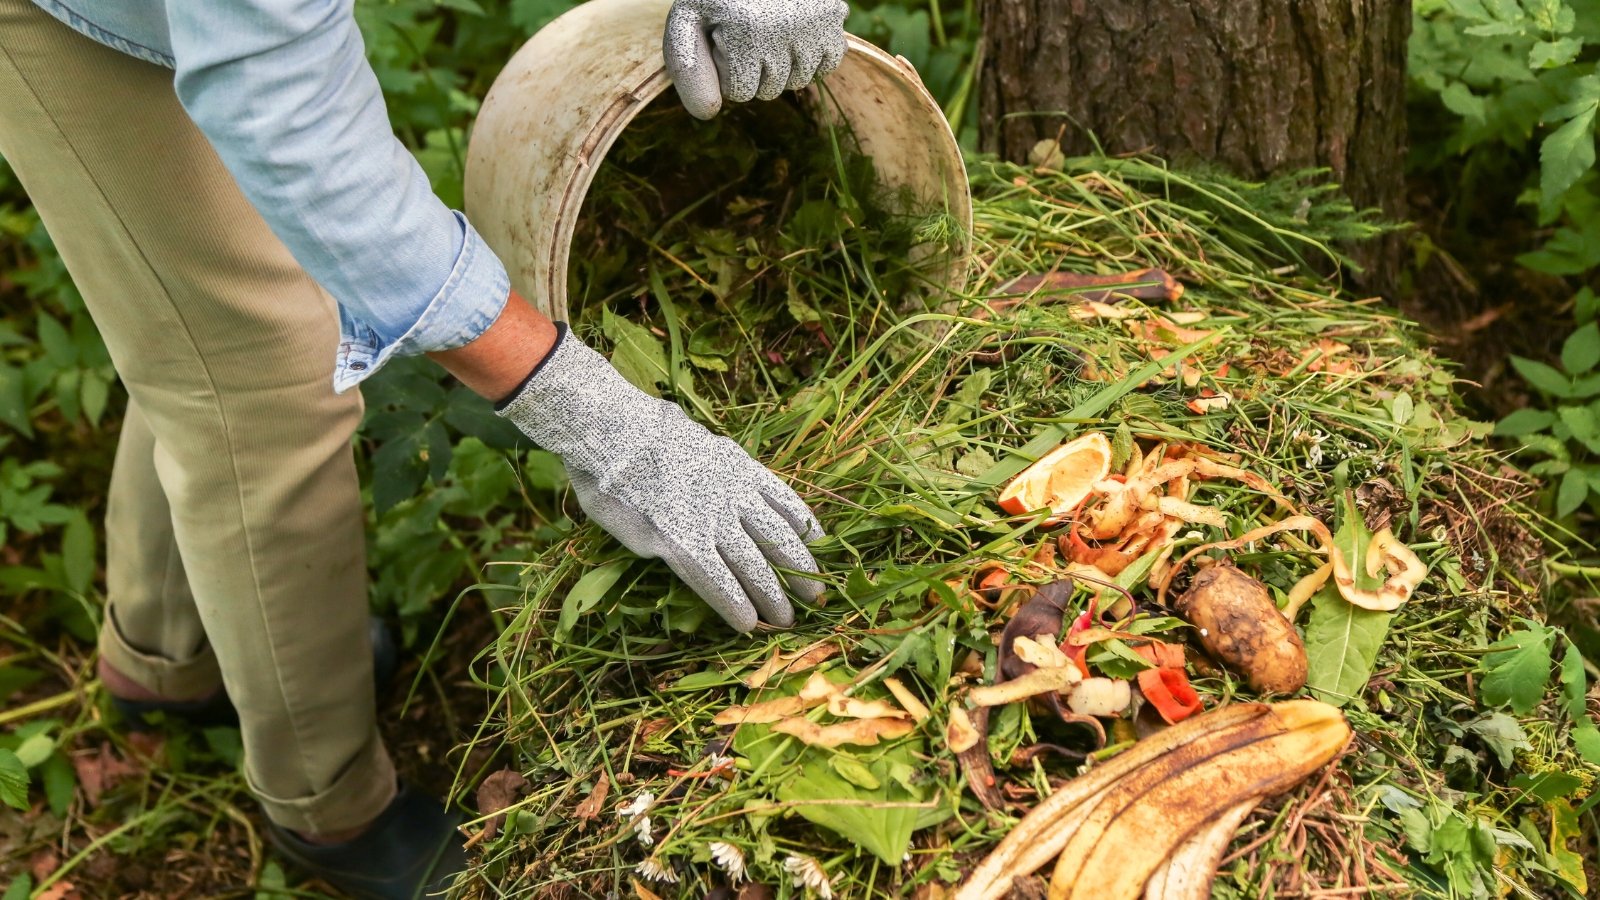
left=330, top=211, right=512, bottom=393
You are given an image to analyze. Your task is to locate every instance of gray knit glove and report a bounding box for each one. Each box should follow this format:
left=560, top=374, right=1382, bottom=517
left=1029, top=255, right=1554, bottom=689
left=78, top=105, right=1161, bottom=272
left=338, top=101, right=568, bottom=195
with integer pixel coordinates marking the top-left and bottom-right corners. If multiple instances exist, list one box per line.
left=663, top=0, right=851, bottom=120
left=497, top=327, right=825, bottom=632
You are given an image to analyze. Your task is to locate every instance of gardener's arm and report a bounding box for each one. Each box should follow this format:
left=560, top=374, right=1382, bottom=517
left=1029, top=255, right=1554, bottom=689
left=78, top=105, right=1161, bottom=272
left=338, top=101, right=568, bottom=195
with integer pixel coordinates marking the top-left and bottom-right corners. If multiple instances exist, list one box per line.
left=431, top=291, right=826, bottom=632
left=165, top=3, right=825, bottom=631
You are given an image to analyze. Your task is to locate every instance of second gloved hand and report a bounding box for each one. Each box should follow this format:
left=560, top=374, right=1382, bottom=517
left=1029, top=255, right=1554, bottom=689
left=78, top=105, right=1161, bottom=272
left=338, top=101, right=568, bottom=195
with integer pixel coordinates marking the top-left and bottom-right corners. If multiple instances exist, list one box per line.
left=497, top=325, right=824, bottom=632
left=663, top=0, right=850, bottom=120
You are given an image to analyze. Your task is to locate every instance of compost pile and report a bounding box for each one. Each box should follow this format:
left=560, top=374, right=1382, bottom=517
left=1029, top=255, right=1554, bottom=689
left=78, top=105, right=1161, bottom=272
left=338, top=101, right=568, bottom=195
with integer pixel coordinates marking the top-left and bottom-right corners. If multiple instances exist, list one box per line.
left=458, top=102, right=1596, bottom=899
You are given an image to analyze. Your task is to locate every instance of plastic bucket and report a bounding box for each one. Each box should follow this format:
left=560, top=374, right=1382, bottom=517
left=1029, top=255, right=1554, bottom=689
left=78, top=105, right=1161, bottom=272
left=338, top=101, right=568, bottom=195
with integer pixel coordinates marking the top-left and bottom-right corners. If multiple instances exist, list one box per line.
left=463, top=0, right=972, bottom=321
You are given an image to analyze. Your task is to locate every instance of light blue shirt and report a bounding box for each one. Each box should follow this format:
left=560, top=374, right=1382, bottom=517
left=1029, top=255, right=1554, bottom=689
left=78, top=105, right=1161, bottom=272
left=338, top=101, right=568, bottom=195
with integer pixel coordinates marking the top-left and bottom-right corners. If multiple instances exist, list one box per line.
left=31, top=0, right=511, bottom=392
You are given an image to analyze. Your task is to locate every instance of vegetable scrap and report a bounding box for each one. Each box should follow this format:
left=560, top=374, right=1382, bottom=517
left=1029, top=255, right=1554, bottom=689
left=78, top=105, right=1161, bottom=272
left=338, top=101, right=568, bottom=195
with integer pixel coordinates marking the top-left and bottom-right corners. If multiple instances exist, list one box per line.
left=953, top=701, right=1352, bottom=900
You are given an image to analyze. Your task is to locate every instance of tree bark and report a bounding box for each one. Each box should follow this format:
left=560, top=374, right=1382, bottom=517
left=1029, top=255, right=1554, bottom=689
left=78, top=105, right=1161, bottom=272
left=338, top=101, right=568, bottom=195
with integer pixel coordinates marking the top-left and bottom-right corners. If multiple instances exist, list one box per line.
left=979, top=0, right=1410, bottom=290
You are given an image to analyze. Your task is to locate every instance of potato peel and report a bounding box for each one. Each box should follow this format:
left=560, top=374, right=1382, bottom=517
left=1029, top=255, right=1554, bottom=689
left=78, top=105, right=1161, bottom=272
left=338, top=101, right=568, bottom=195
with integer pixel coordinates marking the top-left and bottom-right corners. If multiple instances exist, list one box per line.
left=947, top=705, right=981, bottom=754
left=1014, top=634, right=1072, bottom=669
left=883, top=677, right=931, bottom=723
left=712, top=671, right=838, bottom=725
left=968, top=666, right=1082, bottom=707
left=771, top=716, right=915, bottom=748
left=826, top=694, right=909, bottom=720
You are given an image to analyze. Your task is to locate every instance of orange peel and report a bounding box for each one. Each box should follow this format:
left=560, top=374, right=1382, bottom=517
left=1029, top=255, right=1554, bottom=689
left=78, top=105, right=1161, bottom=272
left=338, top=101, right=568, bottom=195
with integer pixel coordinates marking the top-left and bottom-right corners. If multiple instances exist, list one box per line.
left=997, top=432, right=1113, bottom=524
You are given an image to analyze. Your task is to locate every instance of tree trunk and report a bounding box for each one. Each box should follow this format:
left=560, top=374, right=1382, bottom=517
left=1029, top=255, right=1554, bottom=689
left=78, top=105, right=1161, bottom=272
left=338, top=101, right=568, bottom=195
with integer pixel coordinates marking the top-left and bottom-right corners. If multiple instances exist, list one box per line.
left=979, top=0, right=1410, bottom=290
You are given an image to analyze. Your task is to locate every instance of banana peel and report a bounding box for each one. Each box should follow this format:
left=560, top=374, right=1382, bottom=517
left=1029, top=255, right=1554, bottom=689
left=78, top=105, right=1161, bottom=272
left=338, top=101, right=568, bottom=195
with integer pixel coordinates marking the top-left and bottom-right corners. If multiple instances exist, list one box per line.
left=1143, top=799, right=1254, bottom=900
left=954, top=701, right=1350, bottom=900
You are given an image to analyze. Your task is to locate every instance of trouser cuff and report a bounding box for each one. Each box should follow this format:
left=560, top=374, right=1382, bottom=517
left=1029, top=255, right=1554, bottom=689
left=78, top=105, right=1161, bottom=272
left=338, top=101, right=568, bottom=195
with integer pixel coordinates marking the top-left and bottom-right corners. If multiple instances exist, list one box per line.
left=97, top=604, right=223, bottom=699
left=250, top=731, right=398, bottom=835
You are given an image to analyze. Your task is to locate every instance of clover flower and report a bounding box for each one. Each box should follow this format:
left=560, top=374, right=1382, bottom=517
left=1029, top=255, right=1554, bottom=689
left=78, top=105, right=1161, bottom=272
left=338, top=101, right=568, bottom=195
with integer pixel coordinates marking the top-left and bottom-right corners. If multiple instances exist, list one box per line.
left=635, top=857, right=678, bottom=884
left=784, top=854, right=833, bottom=898
left=708, top=841, right=747, bottom=882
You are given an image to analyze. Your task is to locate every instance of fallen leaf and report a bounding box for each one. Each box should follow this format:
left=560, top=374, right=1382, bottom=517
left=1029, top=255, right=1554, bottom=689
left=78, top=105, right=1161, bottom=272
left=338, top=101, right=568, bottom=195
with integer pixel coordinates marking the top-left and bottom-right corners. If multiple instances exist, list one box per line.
left=29, top=849, right=58, bottom=882
left=745, top=641, right=840, bottom=689
left=633, top=879, right=667, bottom=900
left=71, top=744, right=141, bottom=808
left=35, top=882, right=76, bottom=900
left=771, top=716, right=915, bottom=748
left=574, top=775, right=610, bottom=830
left=475, top=768, right=530, bottom=841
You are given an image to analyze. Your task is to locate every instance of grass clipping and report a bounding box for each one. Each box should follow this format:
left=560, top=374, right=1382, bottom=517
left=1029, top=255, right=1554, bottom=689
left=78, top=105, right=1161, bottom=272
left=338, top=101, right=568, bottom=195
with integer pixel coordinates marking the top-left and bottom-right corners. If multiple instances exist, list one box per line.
left=459, top=104, right=1578, bottom=899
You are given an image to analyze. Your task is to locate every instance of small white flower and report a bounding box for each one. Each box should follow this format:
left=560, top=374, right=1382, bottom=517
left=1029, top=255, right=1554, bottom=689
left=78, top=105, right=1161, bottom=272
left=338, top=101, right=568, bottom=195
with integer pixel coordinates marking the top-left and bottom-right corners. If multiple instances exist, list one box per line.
left=708, top=841, right=747, bottom=883
left=784, top=854, right=833, bottom=899
left=633, top=815, right=655, bottom=847
left=618, top=791, right=654, bottom=819
left=635, top=857, right=678, bottom=884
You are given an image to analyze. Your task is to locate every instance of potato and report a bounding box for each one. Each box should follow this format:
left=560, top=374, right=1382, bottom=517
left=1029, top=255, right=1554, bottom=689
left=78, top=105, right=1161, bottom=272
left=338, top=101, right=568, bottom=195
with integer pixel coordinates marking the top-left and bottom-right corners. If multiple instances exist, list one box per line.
left=1174, top=562, right=1307, bottom=694
left=1065, top=677, right=1132, bottom=717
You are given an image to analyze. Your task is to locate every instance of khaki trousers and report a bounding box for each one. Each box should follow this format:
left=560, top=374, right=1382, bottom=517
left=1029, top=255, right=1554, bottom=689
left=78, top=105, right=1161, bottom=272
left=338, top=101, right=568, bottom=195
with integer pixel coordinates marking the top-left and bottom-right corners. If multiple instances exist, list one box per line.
left=0, top=0, right=395, bottom=834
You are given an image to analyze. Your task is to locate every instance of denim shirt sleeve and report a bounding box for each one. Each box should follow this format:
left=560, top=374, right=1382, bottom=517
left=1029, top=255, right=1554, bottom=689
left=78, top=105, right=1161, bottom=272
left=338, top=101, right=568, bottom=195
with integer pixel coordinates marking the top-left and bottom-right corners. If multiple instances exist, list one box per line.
left=164, top=1, right=509, bottom=392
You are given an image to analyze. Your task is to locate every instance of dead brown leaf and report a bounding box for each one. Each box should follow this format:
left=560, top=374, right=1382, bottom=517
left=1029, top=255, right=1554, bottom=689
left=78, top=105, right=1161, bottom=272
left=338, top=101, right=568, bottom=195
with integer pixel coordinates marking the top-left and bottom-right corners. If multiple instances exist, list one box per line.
left=574, top=774, right=611, bottom=830
left=475, top=768, right=530, bottom=842
left=71, top=744, right=142, bottom=808
left=744, top=640, right=840, bottom=689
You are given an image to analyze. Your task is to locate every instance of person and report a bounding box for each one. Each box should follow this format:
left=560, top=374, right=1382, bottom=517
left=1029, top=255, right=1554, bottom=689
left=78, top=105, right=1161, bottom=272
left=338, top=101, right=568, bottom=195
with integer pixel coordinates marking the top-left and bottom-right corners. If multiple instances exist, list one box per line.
left=0, top=0, right=846, bottom=895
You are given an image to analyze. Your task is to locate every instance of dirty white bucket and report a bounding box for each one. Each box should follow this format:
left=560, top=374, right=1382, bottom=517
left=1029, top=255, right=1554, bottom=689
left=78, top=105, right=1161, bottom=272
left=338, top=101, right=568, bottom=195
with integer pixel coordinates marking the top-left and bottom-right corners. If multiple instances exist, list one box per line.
left=464, top=0, right=972, bottom=321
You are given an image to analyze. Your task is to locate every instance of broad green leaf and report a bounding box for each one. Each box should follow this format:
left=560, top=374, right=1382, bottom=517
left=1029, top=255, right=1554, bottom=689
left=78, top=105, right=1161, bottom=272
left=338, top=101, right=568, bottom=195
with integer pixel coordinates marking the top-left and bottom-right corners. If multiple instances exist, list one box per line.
left=522, top=450, right=568, bottom=493
left=1557, top=405, right=1600, bottom=449
left=1562, top=322, right=1600, bottom=374
left=1479, top=621, right=1555, bottom=714
left=1577, top=287, right=1600, bottom=324
left=1511, top=355, right=1575, bottom=396
left=0, top=364, right=30, bottom=437
left=1540, top=103, right=1596, bottom=212
left=732, top=673, right=945, bottom=864
left=1511, top=770, right=1586, bottom=800
left=601, top=309, right=670, bottom=397
left=667, top=669, right=737, bottom=691
left=1, top=875, right=28, bottom=900
left=1556, top=466, right=1591, bottom=516
left=1305, top=496, right=1393, bottom=705
left=1530, top=37, right=1583, bottom=69
left=1441, top=83, right=1487, bottom=121
left=39, top=752, right=73, bottom=817
left=1462, top=712, right=1531, bottom=766
left=13, top=732, right=53, bottom=768
left=0, top=749, right=26, bottom=810
left=1494, top=408, right=1555, bottom=435
left=556, top=559, right=628, bottom=639
left=1306, top=585, right=1393, bottom=705
left=1559, top=641, right=1600, bottom=765
left=1548, top=799, right=1588, bottom=893
left=60, top=509, right=94, bottom=594
left=35, top=313, right=74, bottom=367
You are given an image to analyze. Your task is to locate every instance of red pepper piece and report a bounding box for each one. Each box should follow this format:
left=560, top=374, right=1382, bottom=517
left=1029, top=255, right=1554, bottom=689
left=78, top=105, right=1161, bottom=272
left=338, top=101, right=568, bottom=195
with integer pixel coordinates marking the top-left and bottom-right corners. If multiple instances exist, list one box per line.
left=1137, top=666, right=1202, bottom=723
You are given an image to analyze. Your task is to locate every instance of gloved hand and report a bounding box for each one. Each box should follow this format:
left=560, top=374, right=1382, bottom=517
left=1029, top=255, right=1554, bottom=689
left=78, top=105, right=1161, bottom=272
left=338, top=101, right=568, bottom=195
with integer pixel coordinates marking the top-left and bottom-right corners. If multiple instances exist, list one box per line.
left=497, top=325, right=825, bottom=632
left=663, top=0, right=851, bottom=120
